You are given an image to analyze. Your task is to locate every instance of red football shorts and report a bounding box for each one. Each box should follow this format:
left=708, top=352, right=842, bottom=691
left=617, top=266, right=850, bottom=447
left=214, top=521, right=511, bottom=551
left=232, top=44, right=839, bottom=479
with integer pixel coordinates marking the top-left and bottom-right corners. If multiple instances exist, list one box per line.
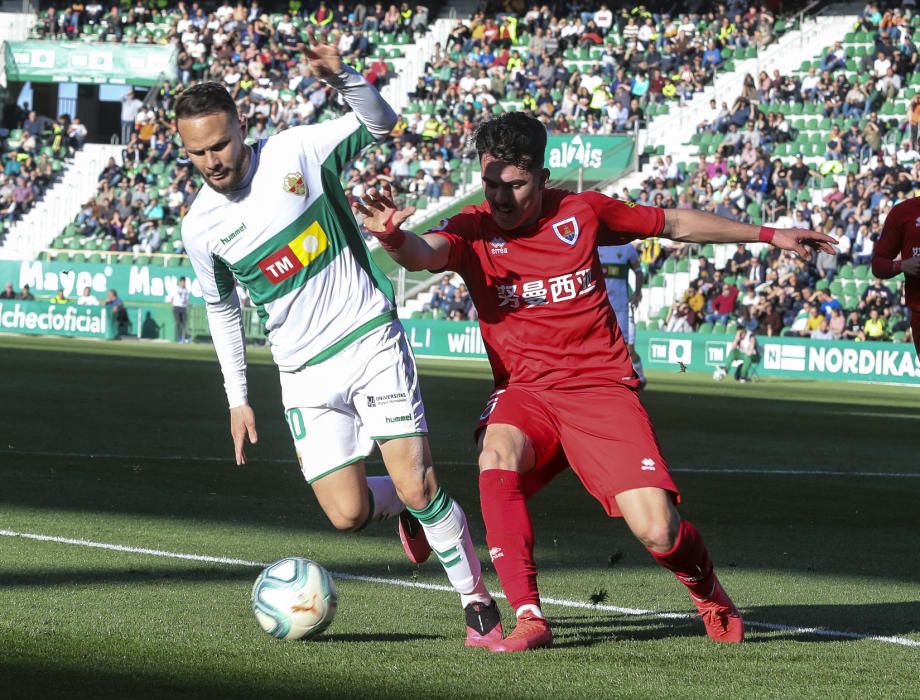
left=476, top=383, right=680, bottom=517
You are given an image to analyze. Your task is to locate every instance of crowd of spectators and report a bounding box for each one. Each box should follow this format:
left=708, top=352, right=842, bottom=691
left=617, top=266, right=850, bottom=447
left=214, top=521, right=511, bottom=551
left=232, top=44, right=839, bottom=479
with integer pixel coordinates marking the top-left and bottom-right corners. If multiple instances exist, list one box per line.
left=628, top=4, right=915, bottom=345
left=0, top=107, right=83, bottom=231
left=407, top=2, right=782, bottom=141
left=421, top=273, right=476, bottom=320
left=656, top=240, right=911, bottom=346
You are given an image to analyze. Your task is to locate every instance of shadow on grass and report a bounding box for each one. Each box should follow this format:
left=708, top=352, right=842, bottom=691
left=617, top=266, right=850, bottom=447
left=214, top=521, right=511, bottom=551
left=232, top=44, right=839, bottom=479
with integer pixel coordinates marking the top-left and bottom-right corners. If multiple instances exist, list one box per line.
left=315, top=632, right=444, bottom=644
left=1, top=665, right=370, bottom=700
left=545, top=600, right=920, bottom=648
left=0, top=566, right=257, bottom=588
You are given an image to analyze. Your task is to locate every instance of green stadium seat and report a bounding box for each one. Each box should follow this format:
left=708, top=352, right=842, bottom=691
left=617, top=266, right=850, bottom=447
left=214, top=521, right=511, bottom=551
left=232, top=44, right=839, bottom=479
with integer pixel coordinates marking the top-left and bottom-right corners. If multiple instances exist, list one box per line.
left=697, top=322, right=713, bottom=334
left=854, top=265, right=870, bottom=280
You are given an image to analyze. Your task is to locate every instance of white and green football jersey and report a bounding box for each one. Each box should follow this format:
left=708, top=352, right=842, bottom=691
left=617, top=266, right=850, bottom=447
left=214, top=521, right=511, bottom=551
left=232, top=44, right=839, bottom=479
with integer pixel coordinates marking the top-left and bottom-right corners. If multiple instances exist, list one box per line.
left=182, top=113, right=394, bottom=372
left=598, top=242, right=639, bottom=312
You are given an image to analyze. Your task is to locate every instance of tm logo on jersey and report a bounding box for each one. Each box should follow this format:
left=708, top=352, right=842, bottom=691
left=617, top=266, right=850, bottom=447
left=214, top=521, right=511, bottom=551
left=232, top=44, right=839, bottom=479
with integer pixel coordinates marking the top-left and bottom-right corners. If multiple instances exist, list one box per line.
left=257, top=221, right=329, bottom=283
left=552, top=216, right=580, bottom=245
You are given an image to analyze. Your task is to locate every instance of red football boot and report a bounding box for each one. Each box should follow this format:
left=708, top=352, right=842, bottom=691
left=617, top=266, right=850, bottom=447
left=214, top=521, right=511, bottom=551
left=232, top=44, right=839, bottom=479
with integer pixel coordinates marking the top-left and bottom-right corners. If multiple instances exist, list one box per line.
left=397, top=510, right=432, bottom=564
left=491, top=611, right=553, bottom=652
left=690, top=575, right=745, bottom=643
left=464, top=600, right=504, bottom=649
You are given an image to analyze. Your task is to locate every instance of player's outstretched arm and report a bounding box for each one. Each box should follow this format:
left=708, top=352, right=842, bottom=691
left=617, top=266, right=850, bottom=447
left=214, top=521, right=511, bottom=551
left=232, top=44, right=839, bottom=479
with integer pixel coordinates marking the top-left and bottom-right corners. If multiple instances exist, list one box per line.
left=306, top=42, right=397, bottom=139
left=661, top=209, right=837, bottom=258
left=357, top=186, right=451, bottom=271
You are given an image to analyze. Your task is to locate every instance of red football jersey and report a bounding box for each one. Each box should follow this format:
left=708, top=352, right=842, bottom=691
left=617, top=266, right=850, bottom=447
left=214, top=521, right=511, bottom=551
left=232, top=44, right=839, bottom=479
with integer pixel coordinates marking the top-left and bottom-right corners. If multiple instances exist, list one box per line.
left=430, top=188, right=664, bottom=389
left=875, top=197, right=920, bottom=311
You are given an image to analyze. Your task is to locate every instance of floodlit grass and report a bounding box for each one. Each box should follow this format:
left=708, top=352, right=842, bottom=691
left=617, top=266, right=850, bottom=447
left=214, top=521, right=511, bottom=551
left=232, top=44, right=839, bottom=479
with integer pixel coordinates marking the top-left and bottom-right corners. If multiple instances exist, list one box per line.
left=1, top=336, right=917, bottom=699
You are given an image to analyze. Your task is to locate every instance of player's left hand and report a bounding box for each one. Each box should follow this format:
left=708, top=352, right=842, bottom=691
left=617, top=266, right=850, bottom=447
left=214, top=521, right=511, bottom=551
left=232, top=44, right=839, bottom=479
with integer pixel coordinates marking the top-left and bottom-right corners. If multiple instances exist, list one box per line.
left=629, top=290, right=642, bottom=308
left=305, top=42, right=343, bottom=80
left=356, top=185, right=416, bottom=234
left=771, top=228, right=837, bottom=258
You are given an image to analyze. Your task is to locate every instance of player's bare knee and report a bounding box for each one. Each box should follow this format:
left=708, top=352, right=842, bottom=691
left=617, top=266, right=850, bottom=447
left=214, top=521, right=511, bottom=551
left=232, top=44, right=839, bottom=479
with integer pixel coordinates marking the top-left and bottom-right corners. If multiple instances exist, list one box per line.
left=478, top=447, right=520, bottom=472
left=323, top=503, right=369, bottom=532
left=636, top=520, right=678, bottom=551
left=326, top=511, right=364, bottom=532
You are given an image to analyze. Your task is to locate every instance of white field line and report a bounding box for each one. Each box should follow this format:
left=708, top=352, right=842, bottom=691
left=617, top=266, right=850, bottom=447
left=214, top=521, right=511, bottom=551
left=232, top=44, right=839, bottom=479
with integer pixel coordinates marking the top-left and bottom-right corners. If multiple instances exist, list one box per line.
left=2, top=448, right=919, bottom=479
left=1, top=529, right=918, bottom=649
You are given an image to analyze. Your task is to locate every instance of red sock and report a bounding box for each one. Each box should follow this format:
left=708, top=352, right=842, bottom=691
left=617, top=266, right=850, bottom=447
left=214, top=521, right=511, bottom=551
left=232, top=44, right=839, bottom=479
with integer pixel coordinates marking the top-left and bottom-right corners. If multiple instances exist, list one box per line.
left=479, top=469, right=540, bottom=610
left=647, top=519, right=716, bottom=599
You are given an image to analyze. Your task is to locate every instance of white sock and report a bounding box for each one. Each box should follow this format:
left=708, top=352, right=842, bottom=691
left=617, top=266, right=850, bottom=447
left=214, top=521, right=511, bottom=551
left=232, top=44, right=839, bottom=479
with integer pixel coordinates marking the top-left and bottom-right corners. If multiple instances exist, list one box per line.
left=365, top=476, right=404, bottom=525
left=634, top=357, right=646, bottom=382
left=516, top=604, right=544, bottom=619
left=408, top=489, right=491, bottom=606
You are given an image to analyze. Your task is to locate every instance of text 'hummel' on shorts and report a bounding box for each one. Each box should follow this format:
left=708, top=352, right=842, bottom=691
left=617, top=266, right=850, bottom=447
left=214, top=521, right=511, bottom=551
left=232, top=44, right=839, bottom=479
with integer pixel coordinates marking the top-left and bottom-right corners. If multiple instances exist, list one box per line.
left=280, top=321, right=427, bottom=484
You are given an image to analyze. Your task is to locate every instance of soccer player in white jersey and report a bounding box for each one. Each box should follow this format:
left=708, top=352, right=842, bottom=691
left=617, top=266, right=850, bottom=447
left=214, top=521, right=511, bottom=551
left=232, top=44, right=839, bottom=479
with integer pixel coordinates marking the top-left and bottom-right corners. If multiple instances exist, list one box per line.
left=176, top=43, right=503, bottom=648
left=597, top=242, right=646, bottom=386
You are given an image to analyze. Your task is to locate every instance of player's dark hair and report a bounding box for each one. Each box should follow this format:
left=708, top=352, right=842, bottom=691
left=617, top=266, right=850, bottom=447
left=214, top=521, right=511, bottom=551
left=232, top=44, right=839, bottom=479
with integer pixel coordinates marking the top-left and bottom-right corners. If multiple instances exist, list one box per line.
left=174, top=82, right=238, bottom=121
left=474, top=112, right=547, bottom=171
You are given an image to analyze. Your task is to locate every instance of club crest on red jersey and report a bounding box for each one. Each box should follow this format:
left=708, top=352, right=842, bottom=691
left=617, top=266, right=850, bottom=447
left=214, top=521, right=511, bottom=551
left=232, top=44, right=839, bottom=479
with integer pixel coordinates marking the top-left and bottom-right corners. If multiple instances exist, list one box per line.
left=552, top=216, right=580, bottom=246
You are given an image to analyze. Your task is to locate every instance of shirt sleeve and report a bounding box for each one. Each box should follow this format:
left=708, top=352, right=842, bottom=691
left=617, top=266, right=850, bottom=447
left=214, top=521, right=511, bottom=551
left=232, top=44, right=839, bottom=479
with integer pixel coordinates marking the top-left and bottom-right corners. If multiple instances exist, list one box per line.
left=425, top=209, right=478, bottom=274
left=182, top=218, right=237, bottom=304
left=301, top=67, right=398, bottom=172
left=580, top=191, right=666, bottom=245
left=205, top=292, right=249, bottom=408
left=182, top=217, right=247, bottom=407
left=873, top=202, right=904, bottom=261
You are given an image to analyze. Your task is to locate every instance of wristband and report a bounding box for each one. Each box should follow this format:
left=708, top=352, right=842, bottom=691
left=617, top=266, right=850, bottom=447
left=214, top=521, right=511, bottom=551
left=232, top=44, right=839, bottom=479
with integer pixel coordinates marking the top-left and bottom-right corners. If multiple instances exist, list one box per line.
left=372, top=210, right=406, bottom=254
left=758, top=226, right=776, bottom=244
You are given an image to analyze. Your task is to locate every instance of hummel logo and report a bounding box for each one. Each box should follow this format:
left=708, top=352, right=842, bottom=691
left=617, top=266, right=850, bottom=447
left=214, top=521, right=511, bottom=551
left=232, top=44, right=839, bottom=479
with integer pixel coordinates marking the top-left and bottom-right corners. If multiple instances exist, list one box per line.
left=489, top=546, right=504, bottom=561
left=641, top=458, right=656, bottom=471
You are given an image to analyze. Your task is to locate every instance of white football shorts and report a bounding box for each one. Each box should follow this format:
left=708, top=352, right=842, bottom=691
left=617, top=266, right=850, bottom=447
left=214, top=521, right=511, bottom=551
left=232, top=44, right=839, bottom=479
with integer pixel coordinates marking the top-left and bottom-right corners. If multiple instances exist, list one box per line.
left=279, top=320, right=427, bottom=484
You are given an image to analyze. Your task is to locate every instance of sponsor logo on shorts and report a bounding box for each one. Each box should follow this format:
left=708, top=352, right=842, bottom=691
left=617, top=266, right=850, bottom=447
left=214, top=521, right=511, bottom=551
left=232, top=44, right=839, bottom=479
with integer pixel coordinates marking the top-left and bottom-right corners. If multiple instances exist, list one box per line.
left=489, top=546, right=504, bottom=561
left=641, top=458, right=656, bottom=471
left=366, top=392, right=406, bottom=407
left=257, top=221, right=329, bottom=284
left=385, top=414, right=412, bottom=424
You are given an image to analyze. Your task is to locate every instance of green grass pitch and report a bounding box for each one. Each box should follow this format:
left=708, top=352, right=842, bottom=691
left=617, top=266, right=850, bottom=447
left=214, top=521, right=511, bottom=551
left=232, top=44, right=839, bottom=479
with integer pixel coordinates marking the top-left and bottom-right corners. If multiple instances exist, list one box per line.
left=0, top=335, right=917, bottom=698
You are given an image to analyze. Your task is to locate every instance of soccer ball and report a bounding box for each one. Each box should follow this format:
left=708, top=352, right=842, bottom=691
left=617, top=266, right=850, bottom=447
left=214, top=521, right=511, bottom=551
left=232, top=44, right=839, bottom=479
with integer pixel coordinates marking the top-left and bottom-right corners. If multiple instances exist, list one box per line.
left=251, top=557, right=337, bottom=640
left=712, top=367, right=727, bottom=381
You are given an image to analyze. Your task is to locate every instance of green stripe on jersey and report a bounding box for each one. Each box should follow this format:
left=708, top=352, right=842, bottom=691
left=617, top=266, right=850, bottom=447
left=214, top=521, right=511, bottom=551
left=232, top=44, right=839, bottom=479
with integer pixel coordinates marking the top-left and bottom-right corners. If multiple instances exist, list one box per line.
left=603, top=264, right=630, bottom=280
left=223, top=194, right=342, bottom=305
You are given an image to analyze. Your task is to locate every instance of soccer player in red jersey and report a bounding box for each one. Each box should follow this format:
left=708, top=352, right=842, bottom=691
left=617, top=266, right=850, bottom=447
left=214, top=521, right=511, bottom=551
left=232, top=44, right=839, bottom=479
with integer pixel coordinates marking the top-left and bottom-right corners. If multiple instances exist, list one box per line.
left=872, top=196, right=920, bottom=357
left=358, top=113, right=837, bottom=651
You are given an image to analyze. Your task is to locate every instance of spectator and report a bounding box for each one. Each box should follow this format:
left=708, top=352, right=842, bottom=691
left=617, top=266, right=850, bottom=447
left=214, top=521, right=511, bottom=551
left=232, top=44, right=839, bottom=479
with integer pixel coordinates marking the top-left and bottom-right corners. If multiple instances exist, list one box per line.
left=0, top=281, right=15, bottom=299
left=811, top=318, right=835, bottom=340
left=18, top=284, right=34, bottom=301
left=724, top=325, right=759, bottom=382
left=50, top=288, right=69, bottom=304
left=864, top=307, right=887, bottom=340
left=76, top=286, right=99, bottom=305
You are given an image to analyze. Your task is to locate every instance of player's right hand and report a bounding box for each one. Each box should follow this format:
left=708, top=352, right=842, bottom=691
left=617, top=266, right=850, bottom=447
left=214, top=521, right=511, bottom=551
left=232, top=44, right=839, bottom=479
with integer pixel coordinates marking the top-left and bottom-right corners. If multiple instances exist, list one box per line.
left=356, top=185, right=416, bottom=235
left=230, top=404, right=258, bottom=465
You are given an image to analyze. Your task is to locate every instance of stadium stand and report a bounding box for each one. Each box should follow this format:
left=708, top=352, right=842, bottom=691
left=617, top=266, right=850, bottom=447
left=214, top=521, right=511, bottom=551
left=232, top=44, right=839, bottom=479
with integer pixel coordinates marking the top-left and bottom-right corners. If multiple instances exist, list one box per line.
left=8, top=1, right=913, bottom=345
left=621, top=5, right=917, bottom=344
